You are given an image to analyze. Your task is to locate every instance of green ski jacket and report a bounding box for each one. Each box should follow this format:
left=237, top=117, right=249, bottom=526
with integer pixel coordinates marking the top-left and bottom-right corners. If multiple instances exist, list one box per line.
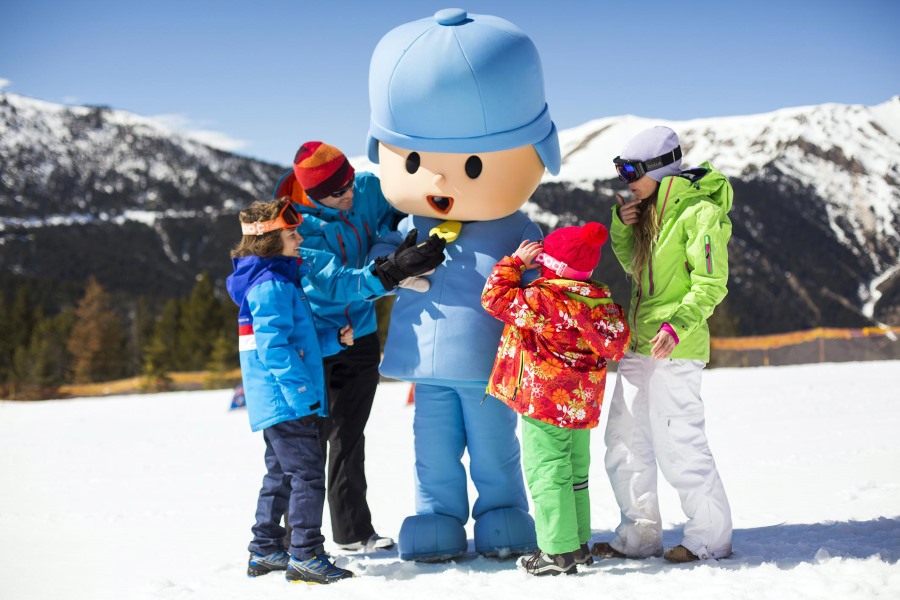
left=610, top=163, right=733, bottom=362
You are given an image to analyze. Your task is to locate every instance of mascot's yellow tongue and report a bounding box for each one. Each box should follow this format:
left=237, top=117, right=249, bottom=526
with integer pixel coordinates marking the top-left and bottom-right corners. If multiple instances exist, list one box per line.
left=429, top=220, right=462, bottom=243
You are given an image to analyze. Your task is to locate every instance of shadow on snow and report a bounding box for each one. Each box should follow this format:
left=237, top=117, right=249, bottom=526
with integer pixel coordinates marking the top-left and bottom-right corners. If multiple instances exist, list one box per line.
left=346, top=516, right=900, bottom=579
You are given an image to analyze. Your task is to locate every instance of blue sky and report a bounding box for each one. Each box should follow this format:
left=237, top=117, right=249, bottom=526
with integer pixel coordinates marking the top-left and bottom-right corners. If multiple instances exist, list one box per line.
left=2, top=0, right=898, bottom=166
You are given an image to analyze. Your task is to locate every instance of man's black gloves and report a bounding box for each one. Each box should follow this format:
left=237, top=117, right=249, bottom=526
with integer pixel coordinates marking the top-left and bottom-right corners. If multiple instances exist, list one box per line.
left=372, top=229, right=447, bottom=291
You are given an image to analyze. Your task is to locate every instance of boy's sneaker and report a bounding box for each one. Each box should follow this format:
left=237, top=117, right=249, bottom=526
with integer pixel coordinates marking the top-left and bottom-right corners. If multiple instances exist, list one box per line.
left=336, top=533, right=395, bottom=551
left=573, top=543, right=594, bottom=566
left=517, top=550, right=577, bottom=576
left=286, top=555, right=355, bottom=584
left=663, top=545, right=700, bottom=563
left=247, top=550, right=289, bottom=577
left=590, top=541, right=628, bottom=559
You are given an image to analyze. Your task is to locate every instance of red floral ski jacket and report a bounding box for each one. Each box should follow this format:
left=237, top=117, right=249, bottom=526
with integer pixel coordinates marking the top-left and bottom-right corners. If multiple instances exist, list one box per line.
left=481, top=256, right=631, bottom=429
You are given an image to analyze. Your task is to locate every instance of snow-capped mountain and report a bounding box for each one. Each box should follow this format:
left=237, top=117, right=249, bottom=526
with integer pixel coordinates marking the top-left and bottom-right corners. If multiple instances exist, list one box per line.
left=353, top=97, right=900, bottom=332
left=1, top=92, right=898, bottom=333
left=540, top=98, right=900, bottom=331
left=550, top=99, right=900, bottom=272
left=0, top=94, right=282, bottom=220
left=0, top=92, right=284, bottom=297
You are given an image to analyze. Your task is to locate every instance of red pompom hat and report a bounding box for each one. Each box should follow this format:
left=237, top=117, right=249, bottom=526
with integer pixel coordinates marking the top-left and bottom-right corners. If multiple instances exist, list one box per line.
left=292, top=141, right=355, bottom=201
left=537, top=222, right=609, bottom=281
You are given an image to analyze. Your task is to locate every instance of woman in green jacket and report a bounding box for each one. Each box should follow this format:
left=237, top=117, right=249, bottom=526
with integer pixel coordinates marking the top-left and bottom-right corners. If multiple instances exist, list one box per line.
left=592, top=126, right=734, bottom=563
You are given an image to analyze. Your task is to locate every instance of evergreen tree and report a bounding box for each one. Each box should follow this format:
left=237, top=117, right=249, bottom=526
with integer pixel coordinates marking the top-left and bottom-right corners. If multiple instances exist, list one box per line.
left=140, top=334, right=173, bottom=393
left=1, top=288, right=44, bottom=386
left=179, top=273, right=220, bottom=370
left=220, top=292, right=238, bottom=344
left=125, top=297, right=157, bottom=378
left=10, top=287, right=42, bottom=352
left=0, top=293, right=10, bottom=387
left=204, top=332, right=237, bottom=389
left=154, top=298, right=182, bottom=372
left=66, top=278, right=129, bottom=384
left=9, top=311, right=75, bottom=399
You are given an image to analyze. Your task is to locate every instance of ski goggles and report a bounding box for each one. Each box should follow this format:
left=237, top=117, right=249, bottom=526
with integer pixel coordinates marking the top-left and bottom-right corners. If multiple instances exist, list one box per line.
left=240, top=201, right=303, bottom=236
left=613, top=145, right=682, bottom=183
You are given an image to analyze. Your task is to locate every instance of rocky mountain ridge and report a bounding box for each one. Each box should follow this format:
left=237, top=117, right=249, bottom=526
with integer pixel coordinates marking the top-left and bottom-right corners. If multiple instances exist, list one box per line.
left=2, top=92, right=898, bottom=333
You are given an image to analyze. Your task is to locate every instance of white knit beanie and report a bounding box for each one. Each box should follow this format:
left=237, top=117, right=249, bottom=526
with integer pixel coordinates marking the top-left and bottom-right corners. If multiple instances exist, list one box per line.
left=620, top=126, right=682, bottom=181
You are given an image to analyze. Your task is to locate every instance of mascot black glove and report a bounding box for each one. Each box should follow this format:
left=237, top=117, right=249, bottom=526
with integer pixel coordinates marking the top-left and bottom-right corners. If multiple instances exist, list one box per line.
left=372, top=229, right=447, bottom=291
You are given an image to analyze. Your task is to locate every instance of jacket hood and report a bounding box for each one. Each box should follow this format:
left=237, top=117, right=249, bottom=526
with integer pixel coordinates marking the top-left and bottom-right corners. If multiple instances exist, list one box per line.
left=536, top=278, right=612, bottom=302
left=534, top=277, right=614, bottom=325
left=663, top=162, right=733, bottom=213
left=226, top=256, right=301, bottom=307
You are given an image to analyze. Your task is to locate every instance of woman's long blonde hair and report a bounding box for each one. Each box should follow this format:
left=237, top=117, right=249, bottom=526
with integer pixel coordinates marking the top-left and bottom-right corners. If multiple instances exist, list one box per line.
left=630, top=191, right=660, bottom=281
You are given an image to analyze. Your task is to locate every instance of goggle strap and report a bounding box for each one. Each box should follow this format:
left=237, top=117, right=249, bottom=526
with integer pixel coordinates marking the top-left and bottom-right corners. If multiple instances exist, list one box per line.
left=534, top=252, right=593, bottom=281
left=240, top=202, right=302, bottom=235
left=642, top=145, right=682, bottom=171
left=241, top=221, right=276, bottom=236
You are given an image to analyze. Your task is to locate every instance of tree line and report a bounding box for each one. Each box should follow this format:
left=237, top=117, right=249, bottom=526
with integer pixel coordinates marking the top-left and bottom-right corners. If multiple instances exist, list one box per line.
left=0, top=273, right=238, bottom=400
left=0, top=267, right=740, bottom=401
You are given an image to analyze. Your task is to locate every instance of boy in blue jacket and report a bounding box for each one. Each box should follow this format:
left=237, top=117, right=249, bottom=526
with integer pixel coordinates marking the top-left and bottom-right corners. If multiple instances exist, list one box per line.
left=226, top=198, right=444, bottom=584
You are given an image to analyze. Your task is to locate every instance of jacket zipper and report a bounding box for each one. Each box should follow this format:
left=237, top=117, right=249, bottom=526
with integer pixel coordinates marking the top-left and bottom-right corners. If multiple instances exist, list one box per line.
left=336, top=234, right=348, bottom=264
left=335, top=234, right=352, bottom=330
left=339, top=212, right=363, bottom=267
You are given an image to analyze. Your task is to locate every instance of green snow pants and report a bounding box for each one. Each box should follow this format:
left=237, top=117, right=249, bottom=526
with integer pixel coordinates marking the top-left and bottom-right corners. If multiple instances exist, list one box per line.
left=521, top=416, right=591, bottom=554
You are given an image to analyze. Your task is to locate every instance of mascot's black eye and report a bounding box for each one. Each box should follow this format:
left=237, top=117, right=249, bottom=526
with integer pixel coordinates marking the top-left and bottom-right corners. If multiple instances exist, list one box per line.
left=465, top=155, right=482, bottom=179
left=406, top=152, right=420, bottom=174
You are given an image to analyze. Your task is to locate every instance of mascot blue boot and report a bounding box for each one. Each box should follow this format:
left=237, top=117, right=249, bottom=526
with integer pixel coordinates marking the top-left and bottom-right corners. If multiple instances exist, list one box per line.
left=368, top=8, right=560, bottom=561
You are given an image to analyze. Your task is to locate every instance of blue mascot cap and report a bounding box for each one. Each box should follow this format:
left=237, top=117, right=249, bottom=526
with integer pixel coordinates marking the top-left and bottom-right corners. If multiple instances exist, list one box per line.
left=367, top=8, right=561, bottom=175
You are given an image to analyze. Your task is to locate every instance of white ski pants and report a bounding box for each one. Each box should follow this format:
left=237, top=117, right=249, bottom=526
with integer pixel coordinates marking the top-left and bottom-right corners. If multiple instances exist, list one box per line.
left=604, top=352, right=732, bottom=559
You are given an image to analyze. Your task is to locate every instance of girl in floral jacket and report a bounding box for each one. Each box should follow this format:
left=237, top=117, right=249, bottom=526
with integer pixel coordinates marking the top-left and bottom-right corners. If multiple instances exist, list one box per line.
left=481, top=222, right=630, bottom=576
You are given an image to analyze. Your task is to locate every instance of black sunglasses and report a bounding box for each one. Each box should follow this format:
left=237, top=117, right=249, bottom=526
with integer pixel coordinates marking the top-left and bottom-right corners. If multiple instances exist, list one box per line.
left=329, top=179, right=354, bottom=198
left=613, top=146, right=682, bottom=183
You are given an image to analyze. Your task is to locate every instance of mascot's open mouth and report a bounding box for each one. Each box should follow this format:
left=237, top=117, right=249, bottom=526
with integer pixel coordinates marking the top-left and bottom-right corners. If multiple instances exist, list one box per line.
left=427, top=195, right=454, bottom=214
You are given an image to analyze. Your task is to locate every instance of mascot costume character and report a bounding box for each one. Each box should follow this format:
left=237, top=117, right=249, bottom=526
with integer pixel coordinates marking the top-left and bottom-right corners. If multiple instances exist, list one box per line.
left=367, top=8, right=561, bottom=561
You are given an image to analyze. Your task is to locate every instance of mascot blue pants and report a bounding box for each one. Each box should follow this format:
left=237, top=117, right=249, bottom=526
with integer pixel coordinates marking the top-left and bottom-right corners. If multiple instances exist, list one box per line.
left=399, top=384, right=536, bottom=560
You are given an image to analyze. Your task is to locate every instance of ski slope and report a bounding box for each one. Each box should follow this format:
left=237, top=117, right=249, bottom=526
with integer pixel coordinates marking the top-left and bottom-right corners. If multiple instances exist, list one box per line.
left=1, top=361, right=898, bottom=599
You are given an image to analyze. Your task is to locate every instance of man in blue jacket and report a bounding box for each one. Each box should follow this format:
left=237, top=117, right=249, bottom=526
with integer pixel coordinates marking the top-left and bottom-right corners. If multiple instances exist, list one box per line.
left=273, top=141, right=404, bottom=551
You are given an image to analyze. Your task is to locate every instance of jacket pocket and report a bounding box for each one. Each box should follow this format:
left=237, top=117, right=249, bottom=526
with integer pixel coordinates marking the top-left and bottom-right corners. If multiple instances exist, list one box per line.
left=511, top=352, right=526, bottom=401
left=704, top=235, right=712, bottom=274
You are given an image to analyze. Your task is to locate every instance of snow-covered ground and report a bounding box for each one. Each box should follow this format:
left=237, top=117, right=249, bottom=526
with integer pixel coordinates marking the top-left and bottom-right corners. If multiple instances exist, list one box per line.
left=1, top=361, right=898, bottom=599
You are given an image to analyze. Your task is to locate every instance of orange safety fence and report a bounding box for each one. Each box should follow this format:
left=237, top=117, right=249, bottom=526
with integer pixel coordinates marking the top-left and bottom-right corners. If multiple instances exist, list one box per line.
left=709, top=326, right=900, bottom=367
left=711, top=327, right=900, bottom=351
